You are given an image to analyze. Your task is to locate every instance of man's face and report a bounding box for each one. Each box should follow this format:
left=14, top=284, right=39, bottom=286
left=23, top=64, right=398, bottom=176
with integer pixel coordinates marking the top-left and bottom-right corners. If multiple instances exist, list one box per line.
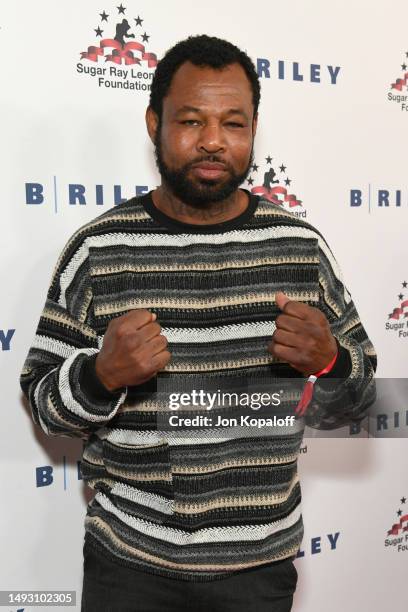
left=147, top=61, right=257, bottom=207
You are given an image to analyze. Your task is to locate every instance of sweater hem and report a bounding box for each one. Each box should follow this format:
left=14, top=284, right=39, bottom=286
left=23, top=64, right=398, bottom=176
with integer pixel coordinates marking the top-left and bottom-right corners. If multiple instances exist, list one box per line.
left=83, top=531, right=298, bottom=583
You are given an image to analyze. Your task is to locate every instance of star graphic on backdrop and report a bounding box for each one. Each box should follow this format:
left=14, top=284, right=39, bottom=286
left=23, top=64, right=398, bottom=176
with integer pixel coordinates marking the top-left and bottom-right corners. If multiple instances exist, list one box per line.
left=402, top=281, right=407, bottom=288
left=117, top=3, right=126, bottom=14
left=100, top=11, right=109, bottom=21
left=247, top=177, right=254, bottom=186
left=398, top=293, right=404, bottom=300
left=134, top=15, right=143, bottom=26
left=402, top=64, right=407, bottom=71
left=284, top=178, right=291, bottom=186
left=401, top=497, right=407, bottom=504
left=95, top=26, right=103, bottom=37
left=141, top=32, right=150, bottom=42
left=251, top=163, right=259, bottom=172
left=397, top=509, right=402, bottom=516
left=279, top=164, right=287, bottom=173
left=265, top=155, right=272, bottom=164
left=388, top=313, right=393, bottom=319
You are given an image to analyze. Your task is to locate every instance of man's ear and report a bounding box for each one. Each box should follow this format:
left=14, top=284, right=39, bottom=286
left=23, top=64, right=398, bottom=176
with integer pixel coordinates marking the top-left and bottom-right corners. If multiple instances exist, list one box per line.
left=252, top=112, right=258, bottom=138
left=145, top=106, right=159, bottom=143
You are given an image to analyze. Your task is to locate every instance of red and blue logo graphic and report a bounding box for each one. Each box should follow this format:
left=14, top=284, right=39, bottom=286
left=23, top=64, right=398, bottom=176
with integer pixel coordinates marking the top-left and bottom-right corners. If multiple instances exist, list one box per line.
left=246, top=156, right=306, bottom=218
left=77, top=5, right=158, bottom=91
left=385, top=495, right=408, bottom=553
left=385, top=280, right=408, bottom=339
left=388, top=50, right=408, bottom=110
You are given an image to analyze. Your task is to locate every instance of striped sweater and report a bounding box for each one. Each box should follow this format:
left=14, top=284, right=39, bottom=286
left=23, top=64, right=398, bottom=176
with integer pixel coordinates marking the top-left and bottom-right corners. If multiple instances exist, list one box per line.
left=20, top=190, right=377, bottom=581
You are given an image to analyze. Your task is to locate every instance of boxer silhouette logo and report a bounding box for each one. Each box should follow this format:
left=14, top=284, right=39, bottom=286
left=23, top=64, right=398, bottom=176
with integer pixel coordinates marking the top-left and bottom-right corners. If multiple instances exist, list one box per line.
left=76, top=3, right=158, bottom=91
left=385, top=280, right=408, bottom=339
left=246, top=155, right=307, bottom=218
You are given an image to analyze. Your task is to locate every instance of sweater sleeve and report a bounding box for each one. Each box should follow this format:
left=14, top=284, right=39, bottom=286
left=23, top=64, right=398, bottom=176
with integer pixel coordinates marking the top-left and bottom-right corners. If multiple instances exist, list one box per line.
left=19, top=233, right=127, bottom=440
left=304, top=233, right=377, bottom=430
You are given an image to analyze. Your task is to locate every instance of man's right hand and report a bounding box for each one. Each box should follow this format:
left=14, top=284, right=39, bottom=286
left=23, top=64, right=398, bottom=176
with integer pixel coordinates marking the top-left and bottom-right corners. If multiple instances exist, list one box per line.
left=94, top=309, right=171, bottom=392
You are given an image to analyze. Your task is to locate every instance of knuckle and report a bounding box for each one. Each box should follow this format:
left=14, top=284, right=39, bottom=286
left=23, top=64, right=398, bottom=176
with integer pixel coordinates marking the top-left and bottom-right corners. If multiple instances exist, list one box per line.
left=116, top=324, right=132, bottom=340
left=137, top=309, right=153, bottom=325
left=306, top=336, right=316, bottom=351
left=153, top=321, right=162, bottom=334
left=313, top=325, right=324, bottom=339
left=275, top=314, right=283, bottom=326
left=152, top=351, right=170, bottom=370
left=123, top=308, right=140, bottom=320
left=147, top=321, right=161, bottom=336
left=274, top=330, right=283, bottom=343
left=273, top=344, right=283, bottom=358
left=284, top=301, right=294, bottom=313
left=127, top=308, right=151, bottom=325
left=314, top=309, right=326, bottom=324
left=125, top=333, right=141, bottom=350
left=135, top=358, right=152, bottom=378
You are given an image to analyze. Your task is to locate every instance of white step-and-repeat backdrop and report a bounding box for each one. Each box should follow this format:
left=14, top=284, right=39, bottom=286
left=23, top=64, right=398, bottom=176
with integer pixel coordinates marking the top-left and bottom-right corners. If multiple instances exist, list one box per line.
left=1, top=1, right=407, bottom=610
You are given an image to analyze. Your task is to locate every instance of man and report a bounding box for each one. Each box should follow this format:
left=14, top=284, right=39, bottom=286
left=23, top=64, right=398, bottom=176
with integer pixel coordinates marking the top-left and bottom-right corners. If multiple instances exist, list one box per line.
left=20, top=35, right=376, bottom=611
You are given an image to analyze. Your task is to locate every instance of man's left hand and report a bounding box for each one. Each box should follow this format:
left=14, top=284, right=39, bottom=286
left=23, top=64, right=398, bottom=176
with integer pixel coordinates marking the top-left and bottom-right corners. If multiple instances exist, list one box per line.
left=267, top=291, right=338, bottom=377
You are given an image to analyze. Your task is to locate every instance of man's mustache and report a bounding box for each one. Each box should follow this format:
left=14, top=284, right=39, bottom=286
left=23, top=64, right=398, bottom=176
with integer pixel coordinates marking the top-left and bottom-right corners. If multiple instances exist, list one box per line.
left=186, top=156, right=231, bottom=169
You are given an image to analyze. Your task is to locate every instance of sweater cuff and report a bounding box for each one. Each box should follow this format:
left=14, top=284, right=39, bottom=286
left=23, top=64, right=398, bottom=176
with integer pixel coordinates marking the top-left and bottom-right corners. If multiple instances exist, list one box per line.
left=79, top=353, right=126, bottom=402
left=319, top=337, right=352, bottom=379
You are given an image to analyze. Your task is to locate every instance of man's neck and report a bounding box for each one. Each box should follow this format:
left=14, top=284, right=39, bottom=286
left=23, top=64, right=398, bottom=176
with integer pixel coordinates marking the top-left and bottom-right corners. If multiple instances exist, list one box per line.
left=151, top=185, right=249, bottom=226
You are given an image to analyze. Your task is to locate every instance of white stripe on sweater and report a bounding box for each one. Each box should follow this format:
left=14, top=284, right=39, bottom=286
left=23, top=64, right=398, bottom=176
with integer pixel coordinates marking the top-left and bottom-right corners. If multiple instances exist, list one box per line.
left=97, top=421, right=304, bottom=446
left=57, top=225, right=349, bottom=305
left=89, top=226, right=316, bottom=248
left=34, top=367, right=58, bottom=434
left=97, top=427, right=230, bottom=446
left=33, top=334, right=80, bottom=359
left=58, top=239, right=89, bottom=308
left=111, top=482, right=174, bottom=515
left=96, top=321, right=277, bottom=345
left=58, top=347, right=127, bottom=421
left=161, top=321, right=277, bottom=343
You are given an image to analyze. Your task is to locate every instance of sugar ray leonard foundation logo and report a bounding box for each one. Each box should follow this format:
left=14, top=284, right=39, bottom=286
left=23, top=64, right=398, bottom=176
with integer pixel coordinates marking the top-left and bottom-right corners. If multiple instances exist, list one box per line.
left=388, top=49, right=408, bottom=110
left=384, top=495, right=408, bottom=552
left=385, top=280, right=408, bottom=339
left=77, top=4, right=158, bottom=91
left=246, top=156, right=306, bottom=218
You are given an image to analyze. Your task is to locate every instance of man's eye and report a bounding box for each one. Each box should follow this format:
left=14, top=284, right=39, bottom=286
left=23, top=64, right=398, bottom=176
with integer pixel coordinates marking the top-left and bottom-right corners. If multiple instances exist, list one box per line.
left=181, top=120, right=200, bottom=125
left=226, top=122, right=244, bottom=128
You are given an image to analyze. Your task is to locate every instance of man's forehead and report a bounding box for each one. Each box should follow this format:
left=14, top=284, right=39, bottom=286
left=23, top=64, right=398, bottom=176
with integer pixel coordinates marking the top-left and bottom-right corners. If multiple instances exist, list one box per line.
left=164, top=61, right=253, bottom=109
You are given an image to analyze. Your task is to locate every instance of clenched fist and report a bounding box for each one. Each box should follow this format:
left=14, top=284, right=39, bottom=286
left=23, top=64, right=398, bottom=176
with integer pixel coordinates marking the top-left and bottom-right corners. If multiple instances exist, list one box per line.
left=94, top=309, right=171, bottom=392
left=268, top=291, right=337, bottom=377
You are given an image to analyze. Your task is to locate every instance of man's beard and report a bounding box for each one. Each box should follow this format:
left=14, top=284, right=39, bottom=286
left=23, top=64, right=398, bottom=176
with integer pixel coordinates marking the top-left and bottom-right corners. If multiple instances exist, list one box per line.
left=154, top=128, right=254, bottom=209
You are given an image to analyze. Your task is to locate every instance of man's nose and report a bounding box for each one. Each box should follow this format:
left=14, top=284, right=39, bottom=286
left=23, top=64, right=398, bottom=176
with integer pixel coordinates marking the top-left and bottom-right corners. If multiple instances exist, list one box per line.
left=197, top=122, right=225, bottom=153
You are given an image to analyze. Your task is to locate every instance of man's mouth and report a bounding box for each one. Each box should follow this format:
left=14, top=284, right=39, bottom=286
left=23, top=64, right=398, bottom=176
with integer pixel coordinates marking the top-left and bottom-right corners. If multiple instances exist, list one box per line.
left=191, top=162, right=228, bottom=180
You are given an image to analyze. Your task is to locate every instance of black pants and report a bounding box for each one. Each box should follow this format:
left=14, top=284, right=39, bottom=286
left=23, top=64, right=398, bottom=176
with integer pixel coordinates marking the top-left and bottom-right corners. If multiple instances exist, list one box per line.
left=81, top=539, right=297, bottom=612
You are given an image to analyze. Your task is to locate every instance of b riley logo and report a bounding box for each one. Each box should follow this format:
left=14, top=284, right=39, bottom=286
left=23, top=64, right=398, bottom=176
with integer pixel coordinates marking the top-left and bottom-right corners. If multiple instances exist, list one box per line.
left=384, top=495, right=408, bottom=553
left=247, top=156, right=306, bottom=218
left=77, top=4, right=158, bottom=91
left=386, top=280, right=408, bottom=339
left=388, top=49, right=408, bottom=110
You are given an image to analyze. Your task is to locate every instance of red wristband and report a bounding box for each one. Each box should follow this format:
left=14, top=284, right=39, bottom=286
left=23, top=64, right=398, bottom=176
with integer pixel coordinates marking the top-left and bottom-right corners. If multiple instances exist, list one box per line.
left=312, top=350, right=339, bottom=377
left=295, top=349, right=338, bottom=417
